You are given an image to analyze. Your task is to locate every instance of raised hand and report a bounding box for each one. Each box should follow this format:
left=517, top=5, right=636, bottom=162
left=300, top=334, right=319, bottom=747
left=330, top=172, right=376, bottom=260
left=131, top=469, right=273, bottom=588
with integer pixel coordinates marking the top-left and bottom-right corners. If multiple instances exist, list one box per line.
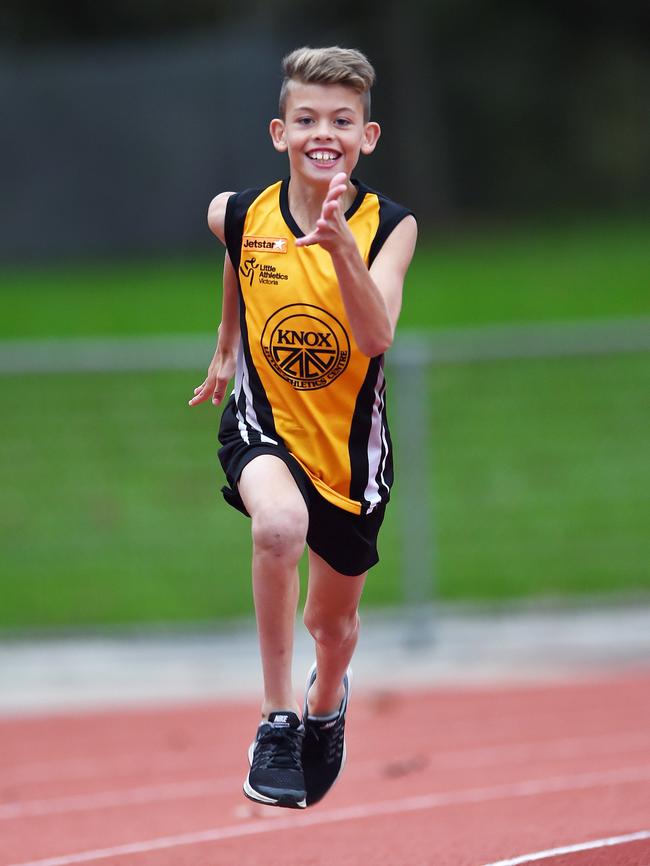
left=294, top=172, right=352, bottom=252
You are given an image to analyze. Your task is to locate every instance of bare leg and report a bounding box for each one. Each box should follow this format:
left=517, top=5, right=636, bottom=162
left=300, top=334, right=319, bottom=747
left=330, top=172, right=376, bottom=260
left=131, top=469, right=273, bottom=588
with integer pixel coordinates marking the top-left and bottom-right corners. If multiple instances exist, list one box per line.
left=238, top=455, right=308, bottom=719
left=302, top=549, right=367, bottom=716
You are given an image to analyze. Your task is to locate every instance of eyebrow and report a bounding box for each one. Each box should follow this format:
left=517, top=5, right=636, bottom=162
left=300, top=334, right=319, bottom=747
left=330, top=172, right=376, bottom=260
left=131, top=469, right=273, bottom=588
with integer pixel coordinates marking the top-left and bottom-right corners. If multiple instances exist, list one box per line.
left=291, top=105, right=357, bottom=114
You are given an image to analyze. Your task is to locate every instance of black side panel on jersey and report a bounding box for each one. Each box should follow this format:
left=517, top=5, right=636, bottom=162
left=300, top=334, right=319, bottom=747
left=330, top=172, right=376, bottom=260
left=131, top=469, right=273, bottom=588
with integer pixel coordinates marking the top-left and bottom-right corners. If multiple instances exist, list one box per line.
left=348, top=355, right=382, bottom=510
left=345, top=185, right=413, bottom=512
left=224, top=187, right=281, bottom=445
left=366, top=190, right=414, bottom=267
left=375, top=380, right=393, bottom=502
left=224, top=187, right=264, bottom=271
left=371, top=371, right=390, bottom=503
left=237, top=299, right=282, bottom=444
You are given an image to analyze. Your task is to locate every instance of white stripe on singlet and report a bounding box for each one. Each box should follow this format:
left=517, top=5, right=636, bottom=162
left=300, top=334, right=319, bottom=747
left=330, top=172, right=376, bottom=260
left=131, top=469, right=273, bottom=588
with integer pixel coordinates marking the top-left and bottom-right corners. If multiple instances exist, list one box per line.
left=235, top=343, right=277, bottom=446
left=363, top=363, right=387, bottom=512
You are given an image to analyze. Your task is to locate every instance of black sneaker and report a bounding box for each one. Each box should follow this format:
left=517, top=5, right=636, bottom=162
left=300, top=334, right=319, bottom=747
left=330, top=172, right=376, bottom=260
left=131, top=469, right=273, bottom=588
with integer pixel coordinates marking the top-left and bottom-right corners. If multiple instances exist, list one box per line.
left=302, top=663, right=351, bottom=807
left=243, top=711, right=307, bottom=809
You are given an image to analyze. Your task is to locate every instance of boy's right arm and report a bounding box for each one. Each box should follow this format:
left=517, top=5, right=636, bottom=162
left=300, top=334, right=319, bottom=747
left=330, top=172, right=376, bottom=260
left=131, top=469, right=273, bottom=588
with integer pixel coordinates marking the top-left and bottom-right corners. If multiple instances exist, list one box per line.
left=206, top=191, right=233, bottom=244
left=189, top=252, right=239, bottom=407
left=189, top=192, right=239, bottom=407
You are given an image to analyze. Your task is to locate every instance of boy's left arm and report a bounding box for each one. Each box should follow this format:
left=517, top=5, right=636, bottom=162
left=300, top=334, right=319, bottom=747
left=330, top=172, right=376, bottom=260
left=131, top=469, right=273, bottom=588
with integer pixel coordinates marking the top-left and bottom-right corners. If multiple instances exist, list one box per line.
left=296, top=173, right=417, bottom=357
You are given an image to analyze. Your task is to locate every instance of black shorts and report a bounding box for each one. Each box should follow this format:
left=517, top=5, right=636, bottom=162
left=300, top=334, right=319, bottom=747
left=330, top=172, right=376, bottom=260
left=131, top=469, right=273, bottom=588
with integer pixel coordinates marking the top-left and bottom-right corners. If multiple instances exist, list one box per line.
left=217, top=398, right=386, bottom=576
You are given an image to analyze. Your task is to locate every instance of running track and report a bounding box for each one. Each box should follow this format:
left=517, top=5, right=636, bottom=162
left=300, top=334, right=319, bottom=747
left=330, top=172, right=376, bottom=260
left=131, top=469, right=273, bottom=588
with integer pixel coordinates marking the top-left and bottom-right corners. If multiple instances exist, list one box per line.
left=2, top=670, right=649, bottom=866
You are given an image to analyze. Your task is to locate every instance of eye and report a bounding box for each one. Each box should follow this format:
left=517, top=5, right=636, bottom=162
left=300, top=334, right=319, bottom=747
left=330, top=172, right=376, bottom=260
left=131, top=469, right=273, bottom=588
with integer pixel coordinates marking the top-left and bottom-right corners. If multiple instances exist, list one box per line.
left=334, top=117, right=353, bottom=127
left=296, top=116, right=314, bottom=126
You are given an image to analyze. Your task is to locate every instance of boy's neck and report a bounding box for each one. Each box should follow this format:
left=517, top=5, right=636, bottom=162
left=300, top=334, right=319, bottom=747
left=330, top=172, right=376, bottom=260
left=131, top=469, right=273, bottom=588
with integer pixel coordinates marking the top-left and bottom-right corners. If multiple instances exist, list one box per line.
left=287, top=175, right=357, bottom=235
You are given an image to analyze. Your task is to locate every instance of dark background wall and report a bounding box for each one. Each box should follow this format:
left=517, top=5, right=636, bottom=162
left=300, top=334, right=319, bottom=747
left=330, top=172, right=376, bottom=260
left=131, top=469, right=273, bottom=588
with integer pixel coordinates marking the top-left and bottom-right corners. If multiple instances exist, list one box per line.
left=1, top=24, right=282, bottom=260
left=1, top=0, right=648, bottom=262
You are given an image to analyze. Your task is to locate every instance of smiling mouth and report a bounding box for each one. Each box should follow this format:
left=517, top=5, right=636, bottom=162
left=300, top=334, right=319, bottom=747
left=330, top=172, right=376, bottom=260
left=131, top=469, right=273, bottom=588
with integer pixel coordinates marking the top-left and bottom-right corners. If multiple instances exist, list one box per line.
left=307, top=150, right=341, bottom=163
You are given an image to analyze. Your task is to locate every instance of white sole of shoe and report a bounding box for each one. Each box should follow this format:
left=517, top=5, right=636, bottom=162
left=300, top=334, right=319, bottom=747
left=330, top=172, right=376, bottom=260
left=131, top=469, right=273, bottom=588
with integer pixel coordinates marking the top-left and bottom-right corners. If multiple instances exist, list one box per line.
left=243, top=740, right=307, bottom=809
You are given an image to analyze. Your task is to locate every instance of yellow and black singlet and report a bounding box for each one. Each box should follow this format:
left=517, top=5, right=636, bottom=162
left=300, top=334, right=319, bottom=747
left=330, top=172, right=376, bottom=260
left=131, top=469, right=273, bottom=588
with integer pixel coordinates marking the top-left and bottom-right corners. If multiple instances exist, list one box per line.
left=224, top=178, right=412, bottom=516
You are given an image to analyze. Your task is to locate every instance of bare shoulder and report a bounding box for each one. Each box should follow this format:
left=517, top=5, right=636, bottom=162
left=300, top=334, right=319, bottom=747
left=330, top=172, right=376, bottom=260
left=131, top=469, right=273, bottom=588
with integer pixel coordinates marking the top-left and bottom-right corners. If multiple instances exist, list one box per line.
left=371, top=215, right=418, bottom=274
left=389, top=214, right=418, bottom=250
left=207, top=191, right=236, bottom=244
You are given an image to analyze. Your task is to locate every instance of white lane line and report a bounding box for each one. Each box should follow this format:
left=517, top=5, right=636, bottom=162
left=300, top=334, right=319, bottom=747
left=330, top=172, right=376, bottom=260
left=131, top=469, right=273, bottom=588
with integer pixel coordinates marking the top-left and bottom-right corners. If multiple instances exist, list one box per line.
left=4, top=730, right=650, bottom=820
left=5, top=727, right=650, bottom=786
left=6, top=764, right=650, bottom=866
left=479, top=829, right=650, bottom=865
left=1, top=749, right=232, bottom=785
left=430, top=730, right=650, bottom=771
left=4, top=729, right=650, bottom=821
left=0, top=780, right=234, bottom=820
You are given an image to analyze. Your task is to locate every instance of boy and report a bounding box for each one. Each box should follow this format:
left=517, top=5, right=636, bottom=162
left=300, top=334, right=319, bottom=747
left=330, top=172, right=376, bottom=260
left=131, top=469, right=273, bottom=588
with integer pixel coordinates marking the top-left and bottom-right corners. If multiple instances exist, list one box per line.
left=189, top=46, right=417, bottom=809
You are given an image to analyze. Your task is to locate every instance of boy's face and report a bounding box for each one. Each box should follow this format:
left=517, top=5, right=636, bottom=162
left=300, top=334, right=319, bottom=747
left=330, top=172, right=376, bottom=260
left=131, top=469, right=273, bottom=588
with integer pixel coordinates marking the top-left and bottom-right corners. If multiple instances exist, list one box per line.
left=270, top=82, right=380, bottom=185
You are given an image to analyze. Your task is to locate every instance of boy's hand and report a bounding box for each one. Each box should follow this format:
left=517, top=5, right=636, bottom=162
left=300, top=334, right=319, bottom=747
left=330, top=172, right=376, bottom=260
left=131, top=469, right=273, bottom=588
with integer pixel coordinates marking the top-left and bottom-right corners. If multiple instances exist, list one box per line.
left=188, top=349, right=236, bottom=407
left=294, top=172, right=353, bottom=252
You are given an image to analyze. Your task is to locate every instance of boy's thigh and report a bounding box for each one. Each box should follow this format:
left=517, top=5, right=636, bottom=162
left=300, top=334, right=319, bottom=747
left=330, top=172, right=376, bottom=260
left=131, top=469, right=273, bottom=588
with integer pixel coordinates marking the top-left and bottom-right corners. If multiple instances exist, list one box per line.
left=305, top=547, right=367, bottom=618
left=238, top=453, right=308, bottom=522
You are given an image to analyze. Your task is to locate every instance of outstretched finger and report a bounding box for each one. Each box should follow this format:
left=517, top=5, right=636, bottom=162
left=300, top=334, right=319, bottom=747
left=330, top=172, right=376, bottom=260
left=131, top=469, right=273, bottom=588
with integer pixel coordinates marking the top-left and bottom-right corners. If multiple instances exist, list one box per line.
left=188, top=379, right=214, bottom=406
left=324, top=183, right=347, bottom=206
left=322, top=199, right=341, bottom=219
left=211, top=376, right=230, bottom=405
left=295, top=231, right=320, bottom=248
left=329, top=171, right=348, bottom=190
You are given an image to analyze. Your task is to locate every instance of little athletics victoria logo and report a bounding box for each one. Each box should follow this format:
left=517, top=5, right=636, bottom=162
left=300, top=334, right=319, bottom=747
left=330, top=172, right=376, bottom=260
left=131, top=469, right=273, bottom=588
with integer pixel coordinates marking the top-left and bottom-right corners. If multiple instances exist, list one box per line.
left=261, top=304, right=350, bottom=390
left=239, top=256, right=289, bottom=287
left=240, top=237, right=289, bottom=287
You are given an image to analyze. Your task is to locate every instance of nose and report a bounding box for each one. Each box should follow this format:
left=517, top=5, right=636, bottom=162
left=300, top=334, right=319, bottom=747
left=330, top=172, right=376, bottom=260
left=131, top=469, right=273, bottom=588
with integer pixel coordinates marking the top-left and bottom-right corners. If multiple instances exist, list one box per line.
left=313, top=118, right=333, bottom=139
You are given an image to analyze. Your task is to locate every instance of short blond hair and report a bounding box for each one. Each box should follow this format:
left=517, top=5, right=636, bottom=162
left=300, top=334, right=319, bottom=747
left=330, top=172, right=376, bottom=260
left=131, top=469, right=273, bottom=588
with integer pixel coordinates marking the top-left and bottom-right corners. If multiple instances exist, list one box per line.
left=279, top=46, right=375, bottom=121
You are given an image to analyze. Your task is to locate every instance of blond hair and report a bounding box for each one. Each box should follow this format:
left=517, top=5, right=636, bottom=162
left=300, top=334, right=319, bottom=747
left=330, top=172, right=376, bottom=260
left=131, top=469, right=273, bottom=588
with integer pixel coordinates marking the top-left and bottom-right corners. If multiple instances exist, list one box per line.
left=279, top=46, right=375, bottom=121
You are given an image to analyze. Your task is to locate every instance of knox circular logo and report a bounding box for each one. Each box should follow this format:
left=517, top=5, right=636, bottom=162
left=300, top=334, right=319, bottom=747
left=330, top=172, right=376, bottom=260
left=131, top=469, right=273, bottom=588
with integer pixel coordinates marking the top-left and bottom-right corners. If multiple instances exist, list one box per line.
left=261, top=304, right=350, bottom=390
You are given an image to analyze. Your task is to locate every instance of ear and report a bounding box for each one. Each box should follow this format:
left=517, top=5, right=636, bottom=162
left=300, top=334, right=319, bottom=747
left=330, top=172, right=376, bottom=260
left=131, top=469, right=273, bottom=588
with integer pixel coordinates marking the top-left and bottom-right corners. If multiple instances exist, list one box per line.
left=269, top=118, right=287, bottom=152
left=360, top=121, right=381, bottom=155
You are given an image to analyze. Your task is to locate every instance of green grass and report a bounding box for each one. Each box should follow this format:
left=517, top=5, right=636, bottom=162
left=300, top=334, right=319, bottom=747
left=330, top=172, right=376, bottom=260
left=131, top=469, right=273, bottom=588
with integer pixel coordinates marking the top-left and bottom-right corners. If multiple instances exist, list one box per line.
left=428, top=353, right=650, bottom=599
left=1, top=353, right=648, bottom=629
left=405, top=218, right=650, bottom=327
left=1, top=372, right=249, bottom=628
left=1, top=217, right=649, bottom=629
left=1, top=218, right=648, bottom=339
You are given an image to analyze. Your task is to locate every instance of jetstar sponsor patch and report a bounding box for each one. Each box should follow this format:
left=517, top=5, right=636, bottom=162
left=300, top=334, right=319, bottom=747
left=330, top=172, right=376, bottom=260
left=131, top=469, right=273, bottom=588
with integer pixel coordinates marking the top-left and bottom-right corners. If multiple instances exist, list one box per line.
left=242, top=236, right=288, bottom=253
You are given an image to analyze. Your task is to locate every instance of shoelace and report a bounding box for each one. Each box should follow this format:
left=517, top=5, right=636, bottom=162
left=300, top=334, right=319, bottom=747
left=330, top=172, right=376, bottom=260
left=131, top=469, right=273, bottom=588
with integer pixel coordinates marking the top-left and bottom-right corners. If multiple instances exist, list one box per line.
left=253, top=725, right=303, bottom=770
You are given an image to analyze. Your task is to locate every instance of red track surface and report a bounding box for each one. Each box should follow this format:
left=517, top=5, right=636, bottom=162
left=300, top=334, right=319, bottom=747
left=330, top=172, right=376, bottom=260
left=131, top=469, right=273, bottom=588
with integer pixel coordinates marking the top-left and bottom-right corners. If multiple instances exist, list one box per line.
left=2, top=669, right=650, bottom=866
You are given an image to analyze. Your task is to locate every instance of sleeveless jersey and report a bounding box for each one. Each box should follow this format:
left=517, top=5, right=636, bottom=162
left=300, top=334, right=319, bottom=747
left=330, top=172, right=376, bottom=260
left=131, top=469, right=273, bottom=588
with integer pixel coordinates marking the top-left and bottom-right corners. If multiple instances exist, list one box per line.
left=224, top=178, right=412, bottom=516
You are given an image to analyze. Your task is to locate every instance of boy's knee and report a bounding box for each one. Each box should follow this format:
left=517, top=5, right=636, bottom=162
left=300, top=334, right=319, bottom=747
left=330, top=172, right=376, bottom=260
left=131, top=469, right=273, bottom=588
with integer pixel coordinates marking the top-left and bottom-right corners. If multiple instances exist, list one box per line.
left=303, top=608, right=359, bottom=648
left=251, top=506, right=307, bottom=561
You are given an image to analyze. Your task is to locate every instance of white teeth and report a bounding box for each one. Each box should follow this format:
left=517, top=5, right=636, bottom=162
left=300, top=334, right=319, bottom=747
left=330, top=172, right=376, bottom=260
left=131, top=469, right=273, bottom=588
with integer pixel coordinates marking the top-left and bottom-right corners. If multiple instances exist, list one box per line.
left=309, top=151, right=338, bottom=161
